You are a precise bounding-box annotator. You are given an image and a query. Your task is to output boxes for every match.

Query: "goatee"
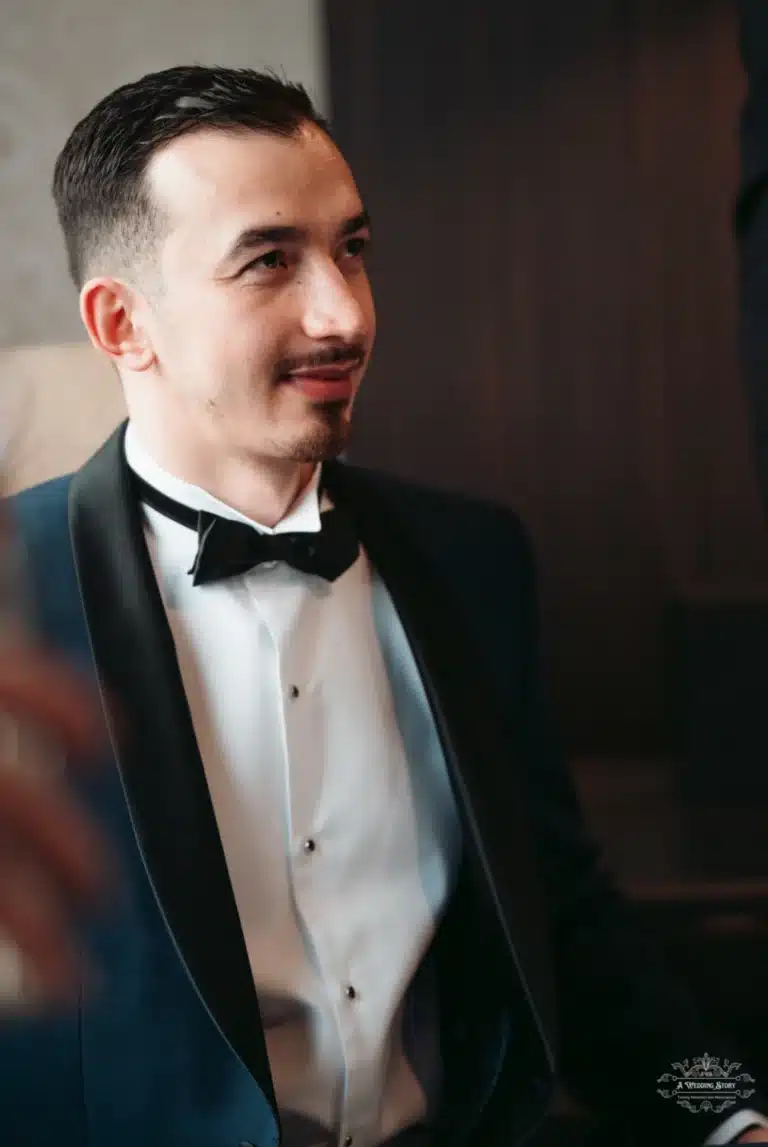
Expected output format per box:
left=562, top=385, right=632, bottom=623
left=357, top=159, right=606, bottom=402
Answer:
left=283, top=403, right=351, bottom=463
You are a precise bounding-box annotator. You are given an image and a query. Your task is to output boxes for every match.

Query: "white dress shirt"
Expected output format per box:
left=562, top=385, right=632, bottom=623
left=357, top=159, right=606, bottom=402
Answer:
left=124, top=425, right=462, bottom=1147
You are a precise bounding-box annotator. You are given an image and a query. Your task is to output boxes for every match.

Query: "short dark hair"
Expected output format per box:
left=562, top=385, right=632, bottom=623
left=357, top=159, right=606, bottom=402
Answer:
left=52, top=64, right=330, bottom=288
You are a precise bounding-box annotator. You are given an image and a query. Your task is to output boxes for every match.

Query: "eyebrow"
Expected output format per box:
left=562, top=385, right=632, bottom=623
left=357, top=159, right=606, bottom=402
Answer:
left=220, top=209, right=372, bottom=268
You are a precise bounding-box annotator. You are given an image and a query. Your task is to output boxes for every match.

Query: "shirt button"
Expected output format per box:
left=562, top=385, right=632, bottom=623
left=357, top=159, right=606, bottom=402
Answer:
left=303, top=838, right=316, bottom=854
left=344, top=1137, right=354, bottom=1147
left=345, top=984, right=357, bottom=1000
left=289, top=685, right=300, bottom=699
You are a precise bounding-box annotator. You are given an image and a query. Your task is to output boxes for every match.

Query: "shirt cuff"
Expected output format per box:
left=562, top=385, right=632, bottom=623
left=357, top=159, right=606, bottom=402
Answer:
left=703, top=1109, right=768, bottom=1144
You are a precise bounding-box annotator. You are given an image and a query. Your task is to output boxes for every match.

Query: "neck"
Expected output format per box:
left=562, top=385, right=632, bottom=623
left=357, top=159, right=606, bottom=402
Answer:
left=128, top=420, right=316, bottom=528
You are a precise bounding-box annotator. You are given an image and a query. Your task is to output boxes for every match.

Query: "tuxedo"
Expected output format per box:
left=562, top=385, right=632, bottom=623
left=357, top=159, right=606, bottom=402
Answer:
left=2, top=423, right=744, bottom=1146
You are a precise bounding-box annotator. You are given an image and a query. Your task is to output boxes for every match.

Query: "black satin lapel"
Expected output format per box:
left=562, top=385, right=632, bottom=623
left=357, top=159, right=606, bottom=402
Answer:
left=323, top=461, right=557, bottom=1067
left=68, top=422, right=276, bottom=1109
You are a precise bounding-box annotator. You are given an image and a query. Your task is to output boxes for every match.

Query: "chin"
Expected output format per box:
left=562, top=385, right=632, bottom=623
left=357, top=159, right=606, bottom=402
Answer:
left=283, top=409, right=351, bottom=463
left=286, top=436, right=347, bottom=464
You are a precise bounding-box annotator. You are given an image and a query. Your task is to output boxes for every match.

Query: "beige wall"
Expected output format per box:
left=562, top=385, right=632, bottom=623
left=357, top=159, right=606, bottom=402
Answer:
left=0, top=1, right=327, bottom=490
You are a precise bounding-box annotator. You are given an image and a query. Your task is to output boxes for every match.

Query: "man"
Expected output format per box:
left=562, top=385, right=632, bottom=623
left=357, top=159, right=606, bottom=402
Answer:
left=3, top=64, right=767, bottom=1146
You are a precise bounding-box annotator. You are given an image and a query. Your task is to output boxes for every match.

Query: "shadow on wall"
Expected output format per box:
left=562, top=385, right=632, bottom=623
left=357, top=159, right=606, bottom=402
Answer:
left=471, top=0, right=734, bottom=102
left=326, top=0, right=766, bottom=754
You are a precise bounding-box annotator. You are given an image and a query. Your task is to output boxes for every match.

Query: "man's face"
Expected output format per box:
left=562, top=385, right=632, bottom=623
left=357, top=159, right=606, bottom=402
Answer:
left=135, top=122, right=375, bottom=465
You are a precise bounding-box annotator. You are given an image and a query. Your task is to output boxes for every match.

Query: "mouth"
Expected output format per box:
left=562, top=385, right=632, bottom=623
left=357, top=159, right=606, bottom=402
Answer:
left=279, top=359, right=362, bottom=402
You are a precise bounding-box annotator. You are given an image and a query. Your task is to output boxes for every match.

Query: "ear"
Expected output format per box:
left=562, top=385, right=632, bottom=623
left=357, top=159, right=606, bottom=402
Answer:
left=79, top=277, right=155, bottom=372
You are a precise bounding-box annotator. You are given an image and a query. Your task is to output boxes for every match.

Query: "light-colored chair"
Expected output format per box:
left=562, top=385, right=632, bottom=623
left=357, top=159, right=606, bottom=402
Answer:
left=0, top=343, right=125, bottom=494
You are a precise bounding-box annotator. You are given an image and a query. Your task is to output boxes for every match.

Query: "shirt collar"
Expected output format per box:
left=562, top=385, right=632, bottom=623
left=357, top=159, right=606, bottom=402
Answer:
left=123, top=421, right=323, bottom=536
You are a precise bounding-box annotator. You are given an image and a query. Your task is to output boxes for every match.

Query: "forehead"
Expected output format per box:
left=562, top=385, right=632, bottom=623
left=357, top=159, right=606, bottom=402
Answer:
left=146, top=124, right=362, bottom=256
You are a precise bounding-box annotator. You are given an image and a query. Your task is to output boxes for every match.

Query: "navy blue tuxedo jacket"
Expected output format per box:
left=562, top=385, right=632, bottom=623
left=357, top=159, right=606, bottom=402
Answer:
left=1, top=425, right=735, bottom=1146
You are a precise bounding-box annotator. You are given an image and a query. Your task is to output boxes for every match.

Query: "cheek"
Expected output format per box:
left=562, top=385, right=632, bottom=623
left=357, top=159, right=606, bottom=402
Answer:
left=235, top=301, right=324, bottom=387
left=194, top=300, right=278, bottom=377
left=153, top=288, right=297, bottom=390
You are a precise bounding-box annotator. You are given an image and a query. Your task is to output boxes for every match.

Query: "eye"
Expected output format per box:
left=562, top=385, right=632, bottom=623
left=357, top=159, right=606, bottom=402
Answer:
left=342, top=234, right=370, bottom=261
left=241, top=249, right=290, bottom=275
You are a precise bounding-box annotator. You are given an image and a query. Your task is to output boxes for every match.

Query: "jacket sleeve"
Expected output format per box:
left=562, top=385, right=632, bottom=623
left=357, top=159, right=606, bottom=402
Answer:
left=509, top=512, right=765, bottom=1143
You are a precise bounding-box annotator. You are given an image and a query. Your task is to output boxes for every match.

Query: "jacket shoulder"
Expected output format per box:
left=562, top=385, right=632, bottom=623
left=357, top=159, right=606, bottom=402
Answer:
left=11, top=473, right=73, bottom=507
left=343, top=456, right=529, bottom=527
left=340, top=461, right=531, bottom=552
left=9, top=474, right=73, bottom=539
left=8, top=474, right=76, bottom=595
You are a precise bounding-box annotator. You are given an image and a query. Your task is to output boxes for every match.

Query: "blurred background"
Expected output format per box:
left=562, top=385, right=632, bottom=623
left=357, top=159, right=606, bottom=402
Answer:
left=2, top=0, right=767, bottom=1136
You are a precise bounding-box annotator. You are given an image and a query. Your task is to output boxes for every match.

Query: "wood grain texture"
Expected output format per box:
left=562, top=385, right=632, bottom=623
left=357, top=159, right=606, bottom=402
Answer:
left=326, top=0, right=768, bottom=752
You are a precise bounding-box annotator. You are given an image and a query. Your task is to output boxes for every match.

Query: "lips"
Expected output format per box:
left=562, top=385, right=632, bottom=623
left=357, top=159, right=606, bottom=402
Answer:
left=283, top=359, right=360, bottom=381
left=280, top=359, right=361, bottom=401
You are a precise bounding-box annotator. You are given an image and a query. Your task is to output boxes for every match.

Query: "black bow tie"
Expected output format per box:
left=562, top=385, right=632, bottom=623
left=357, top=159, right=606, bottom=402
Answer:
left=133, top=475, right=360, bottom=586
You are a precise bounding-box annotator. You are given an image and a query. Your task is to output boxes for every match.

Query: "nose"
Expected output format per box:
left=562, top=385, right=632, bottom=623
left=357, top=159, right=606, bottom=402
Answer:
left=300, top=259, right=369, bottom=343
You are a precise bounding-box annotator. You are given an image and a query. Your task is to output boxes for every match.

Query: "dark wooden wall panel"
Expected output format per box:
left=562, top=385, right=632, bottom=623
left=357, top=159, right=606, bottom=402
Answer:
left=326, top=0, right=768, bottom=752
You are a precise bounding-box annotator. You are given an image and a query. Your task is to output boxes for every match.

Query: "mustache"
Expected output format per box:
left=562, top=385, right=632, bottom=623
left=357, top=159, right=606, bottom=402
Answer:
left=276, top=343, right=367, bottom=376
